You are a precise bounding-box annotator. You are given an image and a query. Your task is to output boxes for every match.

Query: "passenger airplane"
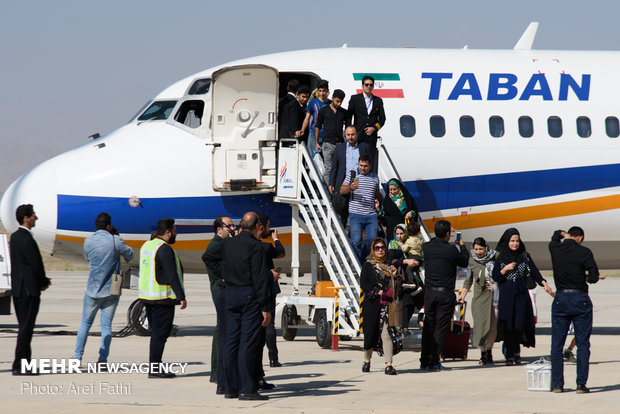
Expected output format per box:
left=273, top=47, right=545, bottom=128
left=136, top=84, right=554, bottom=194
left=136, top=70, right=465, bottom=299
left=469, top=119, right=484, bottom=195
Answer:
left=2, top=22, right=619, bottom=271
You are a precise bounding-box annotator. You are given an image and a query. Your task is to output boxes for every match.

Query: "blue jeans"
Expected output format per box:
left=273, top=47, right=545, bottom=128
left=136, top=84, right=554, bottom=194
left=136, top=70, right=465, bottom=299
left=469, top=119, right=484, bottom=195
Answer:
left=74, top=295, right=120, bottom=362
left=551, top=290, right=593, bottom=387
left=349, top=212, right=378, bottom=261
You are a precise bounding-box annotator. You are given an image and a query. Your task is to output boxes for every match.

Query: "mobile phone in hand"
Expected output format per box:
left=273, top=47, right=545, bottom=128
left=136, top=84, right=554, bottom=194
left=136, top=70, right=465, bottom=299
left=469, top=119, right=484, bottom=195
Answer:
left=455, top=232, right=462, bottom=243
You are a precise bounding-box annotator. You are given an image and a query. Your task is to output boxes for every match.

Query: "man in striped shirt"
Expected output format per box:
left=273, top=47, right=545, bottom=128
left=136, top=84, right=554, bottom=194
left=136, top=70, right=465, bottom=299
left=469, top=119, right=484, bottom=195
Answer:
left=340, top=154, right=381, bottom=261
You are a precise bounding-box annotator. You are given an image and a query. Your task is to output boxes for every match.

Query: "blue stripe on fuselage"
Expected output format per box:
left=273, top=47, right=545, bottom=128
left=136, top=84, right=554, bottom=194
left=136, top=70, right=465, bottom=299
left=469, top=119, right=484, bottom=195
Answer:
left=57, top=194, right=292, bottom=233
left=400, top=163, right=620, bottom=212
left=57, top=163, right=620, bottom=233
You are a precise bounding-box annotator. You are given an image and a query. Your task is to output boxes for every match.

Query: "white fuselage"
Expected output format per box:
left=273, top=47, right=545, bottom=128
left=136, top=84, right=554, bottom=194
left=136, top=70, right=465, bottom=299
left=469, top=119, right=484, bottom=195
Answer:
left=2, top=47, right=620, bottom=270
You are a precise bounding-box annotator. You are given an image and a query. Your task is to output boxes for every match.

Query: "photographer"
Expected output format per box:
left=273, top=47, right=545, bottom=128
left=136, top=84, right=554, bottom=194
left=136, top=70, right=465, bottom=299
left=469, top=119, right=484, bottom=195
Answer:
left=73, top=212, right=134, bottom=369
left=257, top=213, right=285, bottom=378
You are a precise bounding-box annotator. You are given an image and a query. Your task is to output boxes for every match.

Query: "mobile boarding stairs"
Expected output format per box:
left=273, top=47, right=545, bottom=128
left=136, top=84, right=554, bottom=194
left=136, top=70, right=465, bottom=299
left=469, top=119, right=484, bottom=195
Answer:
left=207, top=64, right=431, bottom=348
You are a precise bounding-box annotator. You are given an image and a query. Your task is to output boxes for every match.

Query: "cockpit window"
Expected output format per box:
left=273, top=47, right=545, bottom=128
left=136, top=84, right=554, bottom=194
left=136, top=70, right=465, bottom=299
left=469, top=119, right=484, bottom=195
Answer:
left=175, top=100, right=205, bottom=128
left=137, top=100, right=177, bottom=121
left=188, top=78, right=211, bottom=95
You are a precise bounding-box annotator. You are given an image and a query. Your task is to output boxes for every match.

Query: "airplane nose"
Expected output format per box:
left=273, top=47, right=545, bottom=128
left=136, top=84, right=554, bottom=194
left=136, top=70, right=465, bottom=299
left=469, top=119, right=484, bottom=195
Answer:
left=0, top=159, right=58, bottom=254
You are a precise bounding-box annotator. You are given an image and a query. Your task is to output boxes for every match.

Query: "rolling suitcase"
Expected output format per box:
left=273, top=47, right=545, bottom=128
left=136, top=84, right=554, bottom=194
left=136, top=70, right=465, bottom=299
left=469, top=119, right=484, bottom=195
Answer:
left=440, top=301, right=470, bottom=360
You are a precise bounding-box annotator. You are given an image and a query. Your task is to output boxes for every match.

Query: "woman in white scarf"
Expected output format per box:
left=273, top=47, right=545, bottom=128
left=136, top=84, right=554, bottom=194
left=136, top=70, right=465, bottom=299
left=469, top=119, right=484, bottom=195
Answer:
left=458, top=237, right=498, bottom=365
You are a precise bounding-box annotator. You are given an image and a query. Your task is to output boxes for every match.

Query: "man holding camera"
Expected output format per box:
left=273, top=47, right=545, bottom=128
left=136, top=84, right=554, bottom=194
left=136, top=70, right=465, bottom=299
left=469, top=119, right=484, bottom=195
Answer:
left=420, top=220, right=469, bottom=371
left=73, top=212, right=134, bottom=368
left=549, top=227, right=600, bottom=394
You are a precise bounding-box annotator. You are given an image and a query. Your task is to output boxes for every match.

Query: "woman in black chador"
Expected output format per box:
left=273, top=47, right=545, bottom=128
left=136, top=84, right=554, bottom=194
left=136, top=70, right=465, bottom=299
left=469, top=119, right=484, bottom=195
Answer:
left=492, top=228, right=553, bottom=365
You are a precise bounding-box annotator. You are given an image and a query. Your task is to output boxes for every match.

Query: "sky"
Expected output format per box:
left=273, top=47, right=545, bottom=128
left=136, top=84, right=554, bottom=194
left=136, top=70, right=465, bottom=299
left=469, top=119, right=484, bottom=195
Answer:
left=1, top=0, right=619, bottom=198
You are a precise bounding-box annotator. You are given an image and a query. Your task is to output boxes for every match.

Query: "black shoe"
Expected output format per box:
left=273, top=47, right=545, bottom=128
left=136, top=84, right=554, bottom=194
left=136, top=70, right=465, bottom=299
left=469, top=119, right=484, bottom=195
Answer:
left=486, top=350, right=494, bottom=364
left=384, top=365, right=397, bottom=375
left=148, top=372, right=176, bottom=379
left=576, top=384, right=590, bottom=394
left=225, top=393, right=239, bottom=399
left=427, top=363, right=451, bottom=372
left=505, top=358, right=514, bottom=366
left=209, top=377, right=217, bottom=383
left=362, top=361, right=371, bottom=372
left=479, top=351, right=488, bottom=365
left=216, top=387, right=225, bottom=395
left=12, top=369, right=39, bottom=376
left=239, top=392, right=269, bottom=401
left=269, top=360, right=282, bottom=368
left=97, top=361, right=108, bottom=372
left=258, top=378, right=275, bottom=390
left=552, top=386, right=564, bottom=393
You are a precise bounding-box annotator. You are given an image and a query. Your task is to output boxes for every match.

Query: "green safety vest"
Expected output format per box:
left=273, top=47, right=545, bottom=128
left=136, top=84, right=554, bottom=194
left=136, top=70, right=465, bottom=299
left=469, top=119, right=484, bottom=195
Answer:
left=139, top=238, right=184, bottom=300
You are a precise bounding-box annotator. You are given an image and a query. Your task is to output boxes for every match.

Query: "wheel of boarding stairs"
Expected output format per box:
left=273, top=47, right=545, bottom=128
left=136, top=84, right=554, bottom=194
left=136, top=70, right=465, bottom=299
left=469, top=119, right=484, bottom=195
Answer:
left=281, top=304, right=298, bottom=341
left=127, top=298, right=150, bottom=336
left=314, top=309, right=332, bottom=348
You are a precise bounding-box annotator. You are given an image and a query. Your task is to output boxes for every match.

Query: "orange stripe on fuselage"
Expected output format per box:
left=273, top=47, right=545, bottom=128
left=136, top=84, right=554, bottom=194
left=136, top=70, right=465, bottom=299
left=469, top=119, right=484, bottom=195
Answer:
left=423, top=194, right=620, bottom=230
left=55, top=233, right=314, bottom=250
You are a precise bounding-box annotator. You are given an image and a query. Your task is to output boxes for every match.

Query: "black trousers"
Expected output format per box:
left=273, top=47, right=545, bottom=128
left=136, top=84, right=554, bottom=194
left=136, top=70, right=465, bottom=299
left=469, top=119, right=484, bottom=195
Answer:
left=420, top=289, right=455, bottom=366
left=144, top=303, right=175, bottom=364
left=265, top=310, right=278, bottom=362
left=224, top=286, right=263, bottom=394
left=12, top=295, right=40, bottom=372
left=256, top=308, right=278, bottom=379
left=214, top=285, right=227, bottom=388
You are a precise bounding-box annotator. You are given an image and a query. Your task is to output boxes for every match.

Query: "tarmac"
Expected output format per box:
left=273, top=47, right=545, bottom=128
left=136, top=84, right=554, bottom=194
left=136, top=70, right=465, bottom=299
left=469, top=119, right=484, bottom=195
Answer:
left=1, top=271, right=619, bottom=414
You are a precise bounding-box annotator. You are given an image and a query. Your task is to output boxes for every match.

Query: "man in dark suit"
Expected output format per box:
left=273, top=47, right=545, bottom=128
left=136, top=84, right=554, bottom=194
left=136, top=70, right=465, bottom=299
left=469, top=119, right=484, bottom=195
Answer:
left=9, top=204, right=51, bottom=375
left=328, top=125, right=371, bottom=223
left=346, top=75, right=386, bottom=171
left=329, top=125, right=371, bottom=194
left=278, top=85, right=310, bottom=142
left=277, top=79, right=300, bottom=132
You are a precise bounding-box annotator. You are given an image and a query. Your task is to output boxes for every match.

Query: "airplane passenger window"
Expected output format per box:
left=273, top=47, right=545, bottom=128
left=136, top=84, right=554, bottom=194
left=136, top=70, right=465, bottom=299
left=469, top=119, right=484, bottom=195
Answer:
left=519, top=116, right=533, bottom=138
left=605, top=116, right=619, bottom=138
left=137, top=100, right=177, bottom=121
left=188, top=78, right=211, bottom=95
left=400, top=115, right=416, bottom=137
left=430, top=115, right=446, bottom=138
left=576, top=116, right=591, bottom=138
left=489, top=116, right=504, bottom=137
left=548, top=116, right=563, bottom=138
left=459, top=116, right=475, bottom=138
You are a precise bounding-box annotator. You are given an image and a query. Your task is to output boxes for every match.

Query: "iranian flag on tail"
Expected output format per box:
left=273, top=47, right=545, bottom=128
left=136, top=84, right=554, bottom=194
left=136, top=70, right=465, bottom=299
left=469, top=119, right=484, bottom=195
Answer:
left=353, top=73, right=404, bottom=98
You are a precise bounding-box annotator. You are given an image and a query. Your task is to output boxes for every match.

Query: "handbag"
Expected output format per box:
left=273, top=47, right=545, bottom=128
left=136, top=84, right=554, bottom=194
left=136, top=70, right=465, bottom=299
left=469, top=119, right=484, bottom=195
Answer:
left=312, top=151, right=325, bottom=176
left=110, top=272, right=123, bottom=296
left=110, top=234, right=123, bottom=296
left=387, top=273, right=402, bottom=327
left=331, top=189, right=347, bottom=215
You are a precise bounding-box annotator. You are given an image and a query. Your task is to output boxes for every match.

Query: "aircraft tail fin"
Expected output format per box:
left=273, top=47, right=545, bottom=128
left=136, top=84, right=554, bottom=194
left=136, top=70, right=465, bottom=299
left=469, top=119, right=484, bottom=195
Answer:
left=513, top=22, right=539, bottom=50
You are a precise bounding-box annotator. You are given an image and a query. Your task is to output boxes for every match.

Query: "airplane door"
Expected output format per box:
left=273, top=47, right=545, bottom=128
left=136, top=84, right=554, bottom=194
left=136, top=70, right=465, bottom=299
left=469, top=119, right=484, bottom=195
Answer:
left=210, top=65, right=278, bottom=191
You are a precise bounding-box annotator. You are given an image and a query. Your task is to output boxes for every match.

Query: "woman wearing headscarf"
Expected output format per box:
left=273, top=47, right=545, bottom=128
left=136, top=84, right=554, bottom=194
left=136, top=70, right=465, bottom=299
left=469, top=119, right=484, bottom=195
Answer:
left=457, top=237, right=498, bottom=365
left=387, top=224, right=422, bottom=335
left=492, top=228, right=553, bottom=365
left=360, top=237, right=403, bottom=375
left=378, top=178, right=419, bottom=240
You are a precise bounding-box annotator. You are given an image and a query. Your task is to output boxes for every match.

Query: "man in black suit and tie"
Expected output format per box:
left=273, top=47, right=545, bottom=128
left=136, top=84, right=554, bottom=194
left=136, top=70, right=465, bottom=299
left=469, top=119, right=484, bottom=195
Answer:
left=346, top=75, right=386, bottom=171
left=9, top=204, right=51, bottom=375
